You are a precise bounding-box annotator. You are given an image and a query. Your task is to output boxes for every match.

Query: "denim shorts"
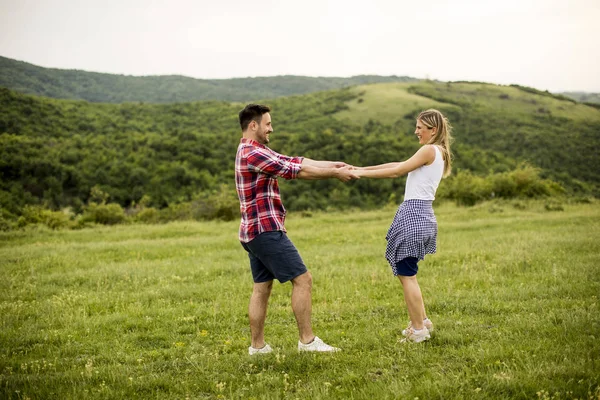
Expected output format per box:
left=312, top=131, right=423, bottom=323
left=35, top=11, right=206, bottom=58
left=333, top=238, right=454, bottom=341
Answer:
left=241, top=231, right=308, bottom=283
left=393, top=257, right=419, bottom=277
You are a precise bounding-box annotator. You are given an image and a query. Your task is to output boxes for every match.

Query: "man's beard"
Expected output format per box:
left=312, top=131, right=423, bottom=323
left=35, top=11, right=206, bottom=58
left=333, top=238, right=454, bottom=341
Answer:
left=258, top=128, right=269, bottom=144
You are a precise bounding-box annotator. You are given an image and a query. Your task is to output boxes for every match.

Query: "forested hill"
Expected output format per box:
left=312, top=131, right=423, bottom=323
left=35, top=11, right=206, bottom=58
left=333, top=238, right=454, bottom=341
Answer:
left=0, top=56, right=418, bottom=103
left=2, top=56, right=599, bottom=105
left=1, top=80, right=599, bottom=223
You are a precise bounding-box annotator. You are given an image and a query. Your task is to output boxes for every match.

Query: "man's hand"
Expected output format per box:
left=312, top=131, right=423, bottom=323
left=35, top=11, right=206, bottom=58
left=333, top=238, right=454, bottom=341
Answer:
left=335, top=166, right=360, bottom=182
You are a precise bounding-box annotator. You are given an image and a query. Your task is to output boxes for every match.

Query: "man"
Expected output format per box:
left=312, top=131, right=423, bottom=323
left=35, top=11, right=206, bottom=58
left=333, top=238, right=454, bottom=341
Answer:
left=235, top=104, right=357, bottom=355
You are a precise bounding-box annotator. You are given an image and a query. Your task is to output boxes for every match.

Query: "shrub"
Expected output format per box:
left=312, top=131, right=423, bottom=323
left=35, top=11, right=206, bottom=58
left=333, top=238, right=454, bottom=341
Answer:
left=81, top=203, right=126, bottom=225
left=42, top=210, right=71, bottom=229
left=127, top=196, right=161, bottom=224
left=439, top=165, right=565, bottom=206
left=0, top=214, right=14, bottom=231
left=18, top=205, right=45, bottom=226
left=189, top=184, right=239, bottom=221
left=134, top=207, right=160, bottom=223
left=160, top=202, right=193, bottom=222
left=439, top=170, right=492, bottom=206
left=15, top=205, right=71, bottom=229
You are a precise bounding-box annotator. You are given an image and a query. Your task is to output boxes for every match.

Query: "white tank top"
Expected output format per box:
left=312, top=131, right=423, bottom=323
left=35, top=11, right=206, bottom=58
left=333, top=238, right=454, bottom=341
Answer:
left=404, top=146, right=444, bottom=201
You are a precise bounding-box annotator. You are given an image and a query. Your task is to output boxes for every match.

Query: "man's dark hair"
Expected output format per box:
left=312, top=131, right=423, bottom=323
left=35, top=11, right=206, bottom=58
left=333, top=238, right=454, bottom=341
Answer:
left=239, top=104, right=271, bottom=131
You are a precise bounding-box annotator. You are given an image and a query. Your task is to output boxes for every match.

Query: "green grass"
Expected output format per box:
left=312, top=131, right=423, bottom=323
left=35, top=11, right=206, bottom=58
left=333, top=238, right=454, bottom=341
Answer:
left=334, top=82, right=456, bottom=125
left=421, top=82, right=600, bottom=123
left=1, top=200, right=599, bottom=399
left=334, top=81, right=600, bottom=126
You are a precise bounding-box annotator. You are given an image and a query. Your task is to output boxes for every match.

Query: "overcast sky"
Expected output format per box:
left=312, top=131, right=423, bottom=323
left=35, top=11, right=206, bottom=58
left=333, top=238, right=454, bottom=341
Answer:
left=1, top=0, right=599, bottom=92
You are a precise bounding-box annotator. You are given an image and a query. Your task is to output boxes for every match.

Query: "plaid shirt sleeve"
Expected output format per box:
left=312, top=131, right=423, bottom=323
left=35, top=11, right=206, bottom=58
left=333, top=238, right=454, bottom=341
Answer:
left=246, top=148, right=303, bottom=180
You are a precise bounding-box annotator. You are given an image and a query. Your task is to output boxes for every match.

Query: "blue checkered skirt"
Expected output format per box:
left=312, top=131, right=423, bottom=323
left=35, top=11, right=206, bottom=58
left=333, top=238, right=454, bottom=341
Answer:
left=385, top=199, right=437, bottom=270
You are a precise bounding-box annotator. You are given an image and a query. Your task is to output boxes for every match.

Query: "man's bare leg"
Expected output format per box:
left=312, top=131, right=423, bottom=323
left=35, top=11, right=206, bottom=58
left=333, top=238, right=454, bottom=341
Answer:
left=249, top=280, right=273, bottom=348
left=291, top=271, right=315, bottom=344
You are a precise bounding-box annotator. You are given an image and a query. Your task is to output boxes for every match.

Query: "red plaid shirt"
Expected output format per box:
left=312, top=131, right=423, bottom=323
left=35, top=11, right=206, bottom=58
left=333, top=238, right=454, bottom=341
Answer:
left=235, top=138, right=304, bottom=243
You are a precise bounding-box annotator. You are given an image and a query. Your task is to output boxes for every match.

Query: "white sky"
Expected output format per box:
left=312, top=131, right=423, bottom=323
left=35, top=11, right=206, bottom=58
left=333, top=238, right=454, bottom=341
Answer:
left=1, top=0, right=599, bottom=92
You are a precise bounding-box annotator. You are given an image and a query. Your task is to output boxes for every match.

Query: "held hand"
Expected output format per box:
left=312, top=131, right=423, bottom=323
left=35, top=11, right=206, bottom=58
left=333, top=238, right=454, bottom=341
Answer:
left=336, top=166, right=360, bottom=182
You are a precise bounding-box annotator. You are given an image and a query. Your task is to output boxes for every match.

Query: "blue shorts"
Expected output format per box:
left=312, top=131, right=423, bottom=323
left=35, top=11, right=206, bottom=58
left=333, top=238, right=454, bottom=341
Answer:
left=241, top=231, right=308, bottom=283
left=393, top=257, right=419, bottom=276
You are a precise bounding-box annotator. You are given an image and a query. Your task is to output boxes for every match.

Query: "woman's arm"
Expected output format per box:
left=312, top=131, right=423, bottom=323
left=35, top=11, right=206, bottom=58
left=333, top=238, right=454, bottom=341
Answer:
left=355, top=146, right=436, bottom=179
left=356, top=162, right=402, bottom=171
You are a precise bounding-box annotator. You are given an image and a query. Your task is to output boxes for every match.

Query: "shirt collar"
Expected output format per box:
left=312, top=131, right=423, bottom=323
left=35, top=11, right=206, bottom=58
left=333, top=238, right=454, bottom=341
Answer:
left=240, top=137, right=266, bottom=149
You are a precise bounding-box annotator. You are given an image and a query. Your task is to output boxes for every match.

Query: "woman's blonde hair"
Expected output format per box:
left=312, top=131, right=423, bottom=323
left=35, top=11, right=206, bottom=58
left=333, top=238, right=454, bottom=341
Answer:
left=417, top=109, right=453, bottom=177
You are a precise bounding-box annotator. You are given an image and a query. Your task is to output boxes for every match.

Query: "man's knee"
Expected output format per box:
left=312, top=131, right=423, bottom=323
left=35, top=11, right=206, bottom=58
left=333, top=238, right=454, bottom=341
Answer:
left=292, top=271, right=312, bottom=289
left=253, top=281, right=273, bottom=296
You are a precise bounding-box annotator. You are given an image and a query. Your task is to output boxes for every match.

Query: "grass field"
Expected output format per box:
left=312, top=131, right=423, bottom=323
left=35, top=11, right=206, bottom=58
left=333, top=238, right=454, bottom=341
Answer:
left=333, top=82, right=600, bottom=126
left=1, top=200, right=599, bottom=399
left=334, top=82, right=454, bottom=125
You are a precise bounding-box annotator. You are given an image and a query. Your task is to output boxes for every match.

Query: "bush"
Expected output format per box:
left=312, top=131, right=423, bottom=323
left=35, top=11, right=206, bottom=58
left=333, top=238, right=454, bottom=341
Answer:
left=0, top=214, right=14, bottom=231
left=42, top=210, right=71, bottom=229
left=134, top=207, right=160, bottom=223
left=439, top=170, right=492, bottom=206
left=16, top=205, right=71, bottom=229
left=488, top=164, right=563, bottom=198
left=81, top=203, right=126, bottom=225
left=189, top=184, right=239, bottom=221
left=126, top=196, right=162, bottom=224
left=438, top=165, right=565, bottom=206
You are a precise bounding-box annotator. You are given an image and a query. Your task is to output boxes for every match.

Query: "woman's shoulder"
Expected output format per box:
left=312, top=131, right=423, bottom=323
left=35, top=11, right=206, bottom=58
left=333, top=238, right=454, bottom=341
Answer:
left=417, top=144, right=438, bottom=153
left=417, top=145, right=437, bottom=164
left=426, top=144, right=443, bottom=153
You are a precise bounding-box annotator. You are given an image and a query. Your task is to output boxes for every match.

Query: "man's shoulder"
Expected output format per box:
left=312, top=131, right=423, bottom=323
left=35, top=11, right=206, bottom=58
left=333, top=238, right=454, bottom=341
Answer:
left=238, top=142, right=259, bottom=155
left=236, top=144, right=272, bottom=171
left=241, top=143, right=274, bottom=158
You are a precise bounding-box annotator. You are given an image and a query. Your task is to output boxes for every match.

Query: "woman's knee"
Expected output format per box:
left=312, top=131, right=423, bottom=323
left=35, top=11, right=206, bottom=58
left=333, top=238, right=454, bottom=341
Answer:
left=398, top=275, right=418, bottom=285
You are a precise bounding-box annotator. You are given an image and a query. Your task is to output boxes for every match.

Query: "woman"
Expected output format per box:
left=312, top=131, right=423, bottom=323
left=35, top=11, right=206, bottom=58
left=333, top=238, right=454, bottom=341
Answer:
left=354, top=109, right=453, bottom=343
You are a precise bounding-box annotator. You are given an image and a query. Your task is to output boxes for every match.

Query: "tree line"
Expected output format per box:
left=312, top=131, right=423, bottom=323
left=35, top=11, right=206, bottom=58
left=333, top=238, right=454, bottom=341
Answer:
left=0, top=56, right=418, bottom=103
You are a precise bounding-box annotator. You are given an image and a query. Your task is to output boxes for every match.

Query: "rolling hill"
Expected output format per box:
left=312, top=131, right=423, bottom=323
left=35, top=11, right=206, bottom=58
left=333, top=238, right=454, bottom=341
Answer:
left=2, top=55, right=598, bottom=106
left=0, top=56, right=418, bottom=103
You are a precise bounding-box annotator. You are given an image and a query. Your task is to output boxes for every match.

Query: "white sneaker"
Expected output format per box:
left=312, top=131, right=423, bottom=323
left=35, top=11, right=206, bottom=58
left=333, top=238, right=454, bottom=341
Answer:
left=248, top=343, right=273, bottom=355
left=400, top=327, right=431, bottom=343
left=298, top=336, right=340, bottom=352
left=402, top=318, right=434, bottom=336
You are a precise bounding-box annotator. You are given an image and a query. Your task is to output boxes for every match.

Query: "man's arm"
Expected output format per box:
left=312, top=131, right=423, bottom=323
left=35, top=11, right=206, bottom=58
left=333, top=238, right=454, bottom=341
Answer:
left=302, top=158, right=348, bottom=169
left=247, top=148, right=302, bottom=180
left=297, top=160, right=358, bottom=182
